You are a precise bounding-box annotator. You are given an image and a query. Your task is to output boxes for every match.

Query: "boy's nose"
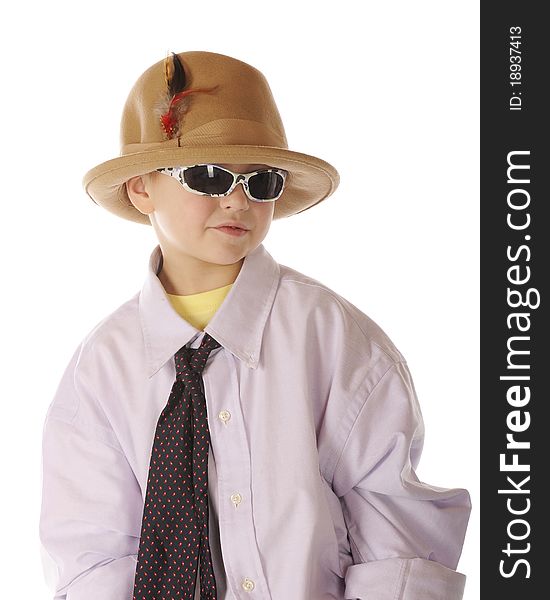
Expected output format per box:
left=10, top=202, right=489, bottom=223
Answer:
left=221, top=181, right=250, bottom=207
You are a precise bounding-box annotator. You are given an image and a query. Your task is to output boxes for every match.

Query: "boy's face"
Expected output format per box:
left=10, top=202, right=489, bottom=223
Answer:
left=126, top=163, right=275, bottom=268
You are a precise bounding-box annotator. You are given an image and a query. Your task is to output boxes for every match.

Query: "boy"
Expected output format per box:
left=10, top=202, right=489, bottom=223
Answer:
left=39, top=50, right=471, bottom=599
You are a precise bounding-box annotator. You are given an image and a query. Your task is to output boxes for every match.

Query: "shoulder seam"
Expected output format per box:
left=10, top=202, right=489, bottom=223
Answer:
left=331, top=360, right=406, bottom=483
left=280, top=277, right=402, bottom=363
left=71, top=342, right=126, bottom=454
left=44, top=414, right=126, bottom=455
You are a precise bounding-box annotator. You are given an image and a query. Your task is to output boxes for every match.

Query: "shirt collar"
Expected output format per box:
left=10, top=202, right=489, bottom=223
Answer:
left=139, top=243, right=280, bottom=377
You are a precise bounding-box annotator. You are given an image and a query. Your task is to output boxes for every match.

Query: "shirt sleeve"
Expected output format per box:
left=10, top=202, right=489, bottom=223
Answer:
left=39, top=344, right=142, bottom=599
left=331, top=360, right=471, bottom=600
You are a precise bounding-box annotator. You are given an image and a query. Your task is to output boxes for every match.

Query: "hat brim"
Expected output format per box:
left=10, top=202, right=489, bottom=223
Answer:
left=82, top=145, right=339, bottom=225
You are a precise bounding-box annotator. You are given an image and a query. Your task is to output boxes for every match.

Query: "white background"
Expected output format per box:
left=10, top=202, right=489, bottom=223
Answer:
left=0, top=1, right=479, bottom=597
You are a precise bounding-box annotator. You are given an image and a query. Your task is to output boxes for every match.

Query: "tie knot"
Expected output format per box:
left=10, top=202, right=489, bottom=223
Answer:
left=175, top=332, right=221, bottom=379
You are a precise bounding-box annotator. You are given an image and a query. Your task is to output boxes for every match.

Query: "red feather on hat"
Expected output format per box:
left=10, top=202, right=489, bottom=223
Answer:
left=155, top=51, right=218, bottom=140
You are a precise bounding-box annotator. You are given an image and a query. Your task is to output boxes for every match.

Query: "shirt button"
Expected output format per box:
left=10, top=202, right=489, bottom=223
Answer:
left=241, top=577, right=255, bottom=592
left=230, top=492, right=242, bottom=508
left=218, top=410, right=231, bottom=425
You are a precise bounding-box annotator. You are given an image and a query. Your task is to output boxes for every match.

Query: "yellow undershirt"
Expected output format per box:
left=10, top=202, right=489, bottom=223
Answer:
left=165, top=283, right=234, bottom=331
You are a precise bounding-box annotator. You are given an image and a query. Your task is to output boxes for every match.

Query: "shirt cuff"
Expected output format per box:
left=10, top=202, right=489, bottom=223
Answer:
left=344, top=557, right=466, bottom=600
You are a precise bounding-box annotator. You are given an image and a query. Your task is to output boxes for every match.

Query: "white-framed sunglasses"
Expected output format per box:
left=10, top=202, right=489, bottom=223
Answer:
left=156, top=164, right=288, bottom=203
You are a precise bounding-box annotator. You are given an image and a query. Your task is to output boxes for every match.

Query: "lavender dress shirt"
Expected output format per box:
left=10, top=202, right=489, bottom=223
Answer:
left=39, top=243, right=471, bottom=600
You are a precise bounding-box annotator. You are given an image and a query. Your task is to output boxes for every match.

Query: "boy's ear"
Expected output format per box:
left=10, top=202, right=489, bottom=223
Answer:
left=126, top=175, right=154, bottom=215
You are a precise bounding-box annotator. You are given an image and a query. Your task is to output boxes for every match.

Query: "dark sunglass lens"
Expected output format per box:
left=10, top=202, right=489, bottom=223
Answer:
left=184, top=165, right=234, bottom=194
left=249, top=171, right=284, bottom=200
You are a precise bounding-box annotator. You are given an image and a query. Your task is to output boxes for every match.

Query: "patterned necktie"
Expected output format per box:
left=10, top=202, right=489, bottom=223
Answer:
left=133, top=332, right=221, bottom=599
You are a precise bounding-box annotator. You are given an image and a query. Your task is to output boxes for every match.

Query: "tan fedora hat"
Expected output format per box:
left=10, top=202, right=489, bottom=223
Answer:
left=82, top=50, right=340, bottom=225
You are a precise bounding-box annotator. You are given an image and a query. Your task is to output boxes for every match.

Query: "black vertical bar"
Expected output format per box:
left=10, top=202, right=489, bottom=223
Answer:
left=481, top=2, right=548, bottom=598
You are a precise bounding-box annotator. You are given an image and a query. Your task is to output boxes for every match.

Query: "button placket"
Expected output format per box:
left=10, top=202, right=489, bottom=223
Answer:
left=202, top=354, right=271, bottom=598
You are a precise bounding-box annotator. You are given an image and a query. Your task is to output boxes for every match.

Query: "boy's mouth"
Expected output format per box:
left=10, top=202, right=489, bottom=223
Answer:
left=213, top=225, right=250, bottom=236
left=213, top=221, right=250, bottom=230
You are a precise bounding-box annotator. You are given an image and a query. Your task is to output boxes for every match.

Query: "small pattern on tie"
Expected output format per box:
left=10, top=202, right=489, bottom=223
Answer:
left=133, top=332, right=222, bottom=599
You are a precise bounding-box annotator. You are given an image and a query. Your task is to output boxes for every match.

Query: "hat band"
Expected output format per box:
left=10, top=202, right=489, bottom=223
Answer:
left=122, top=118, right=287, bottom=155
